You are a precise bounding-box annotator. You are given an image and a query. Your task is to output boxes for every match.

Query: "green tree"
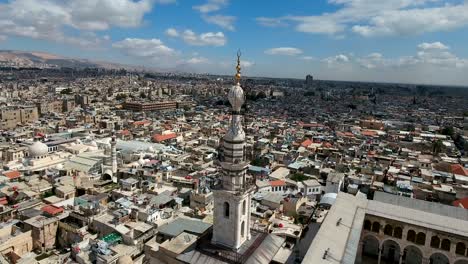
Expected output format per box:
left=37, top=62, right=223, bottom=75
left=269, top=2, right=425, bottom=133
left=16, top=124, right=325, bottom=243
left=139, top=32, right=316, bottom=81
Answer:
left=432, top=140, right=443, bottom=155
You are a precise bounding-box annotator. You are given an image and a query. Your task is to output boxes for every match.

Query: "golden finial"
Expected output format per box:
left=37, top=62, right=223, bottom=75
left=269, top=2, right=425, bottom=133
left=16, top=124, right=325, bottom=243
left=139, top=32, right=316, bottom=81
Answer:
left=235, top=50, right=241, bottom=84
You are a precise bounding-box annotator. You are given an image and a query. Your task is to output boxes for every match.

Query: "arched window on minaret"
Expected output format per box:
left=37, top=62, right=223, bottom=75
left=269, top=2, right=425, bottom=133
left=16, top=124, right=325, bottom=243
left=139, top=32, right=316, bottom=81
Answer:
left=242, top=200, right=246, bottom=215
left=224, top=202, right=230, bottom=218
left=241, top=221, right=245, bottom=237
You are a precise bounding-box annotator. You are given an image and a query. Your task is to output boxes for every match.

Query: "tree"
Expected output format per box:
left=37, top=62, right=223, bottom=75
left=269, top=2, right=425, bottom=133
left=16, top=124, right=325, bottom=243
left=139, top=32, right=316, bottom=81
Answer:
left=60, top=88, right=72, bottom=95
left=441, top=126, right=454, bottom=137
left=116, top=94, right=127, bottom=100
left=432, top=140, right=443, bottom=155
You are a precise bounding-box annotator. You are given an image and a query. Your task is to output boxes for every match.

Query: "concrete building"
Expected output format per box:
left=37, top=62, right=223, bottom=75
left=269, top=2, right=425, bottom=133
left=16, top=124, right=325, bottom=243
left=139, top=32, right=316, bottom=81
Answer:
left=304, top=192, right=468, bottom=264
left=0, top=106, right=38, bottom=129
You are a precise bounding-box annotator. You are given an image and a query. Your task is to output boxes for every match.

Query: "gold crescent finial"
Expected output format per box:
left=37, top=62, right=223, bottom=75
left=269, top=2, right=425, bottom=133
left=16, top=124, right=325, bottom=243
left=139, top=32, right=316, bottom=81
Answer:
left=235, top=49, right=241, bottom=84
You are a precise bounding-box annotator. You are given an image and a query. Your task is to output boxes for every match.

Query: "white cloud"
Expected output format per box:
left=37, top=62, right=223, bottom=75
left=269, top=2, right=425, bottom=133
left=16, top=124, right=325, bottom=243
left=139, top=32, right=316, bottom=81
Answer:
left=418, top=42, right=449, bottom=50
left=322, top=54, right=350, bottom=66
left=256, top=17, right=288, bottom=27
left=342, top=42, right=467, bottom=70
left=167, top=29, right=227, bottom=46
left=202, top=15, right=236, bottom=31
left=193, top=0, right=228, bottom=13
left=0, top=0, right=153, bottom=48
left=240, top=60, right=254, bottom=68
left=165, top=28, right=179, bottom=37
left=185, top=56, right=210, bottom=64
left=301, top=56, right=315, bottom=61
left=259, top=0, right=468, bottom=37
left=156, top=0, right=177, bottom=4
left=112, top=38, right=177, bottom=58
left=0, top=35, right=7, bottom=41
left=265, top=47, right=303, bottom=56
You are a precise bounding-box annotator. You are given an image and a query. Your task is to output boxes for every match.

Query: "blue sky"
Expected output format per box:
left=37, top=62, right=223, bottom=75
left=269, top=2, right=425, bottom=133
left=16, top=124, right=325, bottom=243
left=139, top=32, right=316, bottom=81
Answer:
left=1, top=0, right=468, bottom=85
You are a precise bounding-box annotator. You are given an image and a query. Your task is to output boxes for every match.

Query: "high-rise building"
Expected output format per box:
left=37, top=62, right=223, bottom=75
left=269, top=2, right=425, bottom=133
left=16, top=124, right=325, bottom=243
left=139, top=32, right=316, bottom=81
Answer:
left=305, top=74, right=314, bottom=88
left=212, top=52, right=253, bottom=250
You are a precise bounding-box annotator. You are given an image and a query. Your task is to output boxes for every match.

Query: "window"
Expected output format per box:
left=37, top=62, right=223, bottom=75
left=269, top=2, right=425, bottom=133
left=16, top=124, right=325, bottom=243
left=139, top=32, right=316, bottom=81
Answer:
left=242, top=200, right=246, bottom=215
left=441, top=239, right=451, bottom=251
left=371, top=222, right=380, bottom=233
left=224, top=202, right=230, bottom=218
left=363, top=220, right=371, bottom=231
left=430, top=236, right=440, bottom=248
left=455, top=242, right=466, bottom=255
left=241, top=221, right=245, bottom=237
left=393, top=227, right=403, bottom=239
left=384, top=224, right=393, bottom=236
left=416, top=232, right=426, bottom=245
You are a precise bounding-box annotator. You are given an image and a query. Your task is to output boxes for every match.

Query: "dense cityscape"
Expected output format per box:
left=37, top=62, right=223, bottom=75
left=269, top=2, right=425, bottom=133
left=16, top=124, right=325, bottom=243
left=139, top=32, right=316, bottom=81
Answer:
left=1, top=0, right=468, bottom=264
left=0, top=51, right=466, bottom=264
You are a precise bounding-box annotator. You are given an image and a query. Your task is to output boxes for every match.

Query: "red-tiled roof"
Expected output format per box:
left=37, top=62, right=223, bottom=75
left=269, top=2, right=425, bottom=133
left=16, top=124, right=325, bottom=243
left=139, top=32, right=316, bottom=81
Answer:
left=119, top=129, right=131, bottom=136
left=301, top=139, right=313, bottom=148
left=361, top=130, right=378, bottom=137
left=451, top=164, right=468, bottom=176
left=453, top=197, right=468, bottom=209
left=270, top=180, right=286, bottom=187
left=41, top=205, right=64, bottom=215
left=3, top=170, right=21, bottom=180
left=152, top=133, right=177, bottom=143
left=133, top=120, right=151, bottom=126
left=322, top=142, right=333, bottom=148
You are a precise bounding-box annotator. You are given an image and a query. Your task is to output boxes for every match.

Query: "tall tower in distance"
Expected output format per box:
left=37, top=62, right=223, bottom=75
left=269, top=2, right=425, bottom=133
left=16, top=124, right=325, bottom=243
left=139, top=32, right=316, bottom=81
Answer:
left=212, top=51, right=253, bottom=250
left=111, top=132, right=117, bottom=175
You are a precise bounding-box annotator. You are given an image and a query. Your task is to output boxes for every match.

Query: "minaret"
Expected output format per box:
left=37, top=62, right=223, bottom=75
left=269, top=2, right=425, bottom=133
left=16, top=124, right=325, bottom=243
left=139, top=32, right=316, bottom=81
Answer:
left=111, top=132, right=117, bottom=174
left=212, top=51, right=253, bottom=250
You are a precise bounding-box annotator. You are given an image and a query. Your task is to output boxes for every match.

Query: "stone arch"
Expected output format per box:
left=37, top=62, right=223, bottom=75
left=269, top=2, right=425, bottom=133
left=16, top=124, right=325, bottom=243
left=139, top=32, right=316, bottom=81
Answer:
left=454, top=259, right=468, bottom=264
left=384, top=224, right=393, bottom=236
left=393, top=226, right=403, bottom=239
left=381, top=239, right=401, bottom=264
left=429, top=252, right=450, bottom=264
left=363, top=219, right=372, bottom=231
left=362, top=234, right=380, bottom=260
left=431, top=236, right=441, bottom=249
left=440, top=239, right=451, bottom=251
left=403, top=245, right=423, bottom=264
left=455, top=242, right=466, bottom=256
left=407, top=229, right=416, bottom=243
left=371, top=222, right=380, bottom=233
left=416, top=232, right=426, bottom=245
left=224, top=202, right=230, bottom=218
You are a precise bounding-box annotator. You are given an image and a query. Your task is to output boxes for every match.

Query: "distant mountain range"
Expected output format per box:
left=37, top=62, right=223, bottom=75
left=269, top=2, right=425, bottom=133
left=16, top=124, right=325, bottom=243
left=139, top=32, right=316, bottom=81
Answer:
left=0, top=50, right=161, bottom=71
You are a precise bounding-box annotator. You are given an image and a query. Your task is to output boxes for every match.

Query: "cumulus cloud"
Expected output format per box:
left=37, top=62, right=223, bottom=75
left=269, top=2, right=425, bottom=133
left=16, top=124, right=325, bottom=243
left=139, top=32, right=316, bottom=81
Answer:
left=0, top=0, right=153, bottom=48
left=166, top=28, right=227, bottom=46
left=112, top=38, right=177, bottom=58
left=265, top=47, right=303, bottom=56
left=258, top=0, right=468, bottom=37
left=193, top=0, right=228, bottom=13
left=202, top=15, right=236, bottom=31
left=322, top=54, right=350, bottom=66
left=337, top=42, right=467, bottom=70
left=418, top=42, right=449, bottom=50
left=165, top=28, right=179, bottom=37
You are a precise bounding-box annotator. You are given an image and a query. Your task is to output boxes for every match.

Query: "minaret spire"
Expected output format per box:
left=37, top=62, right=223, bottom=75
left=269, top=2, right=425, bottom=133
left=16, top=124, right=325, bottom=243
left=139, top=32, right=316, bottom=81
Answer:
left=212, top=51, right=253, bottom=250
left=235, top=50, right=241, bottom=84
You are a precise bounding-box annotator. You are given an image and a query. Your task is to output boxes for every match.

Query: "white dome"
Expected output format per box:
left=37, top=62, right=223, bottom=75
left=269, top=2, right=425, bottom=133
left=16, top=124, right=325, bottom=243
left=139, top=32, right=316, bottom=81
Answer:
left=228, top=83, right=245, bottom=112
left=29, top=141, right=48, bottom=158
